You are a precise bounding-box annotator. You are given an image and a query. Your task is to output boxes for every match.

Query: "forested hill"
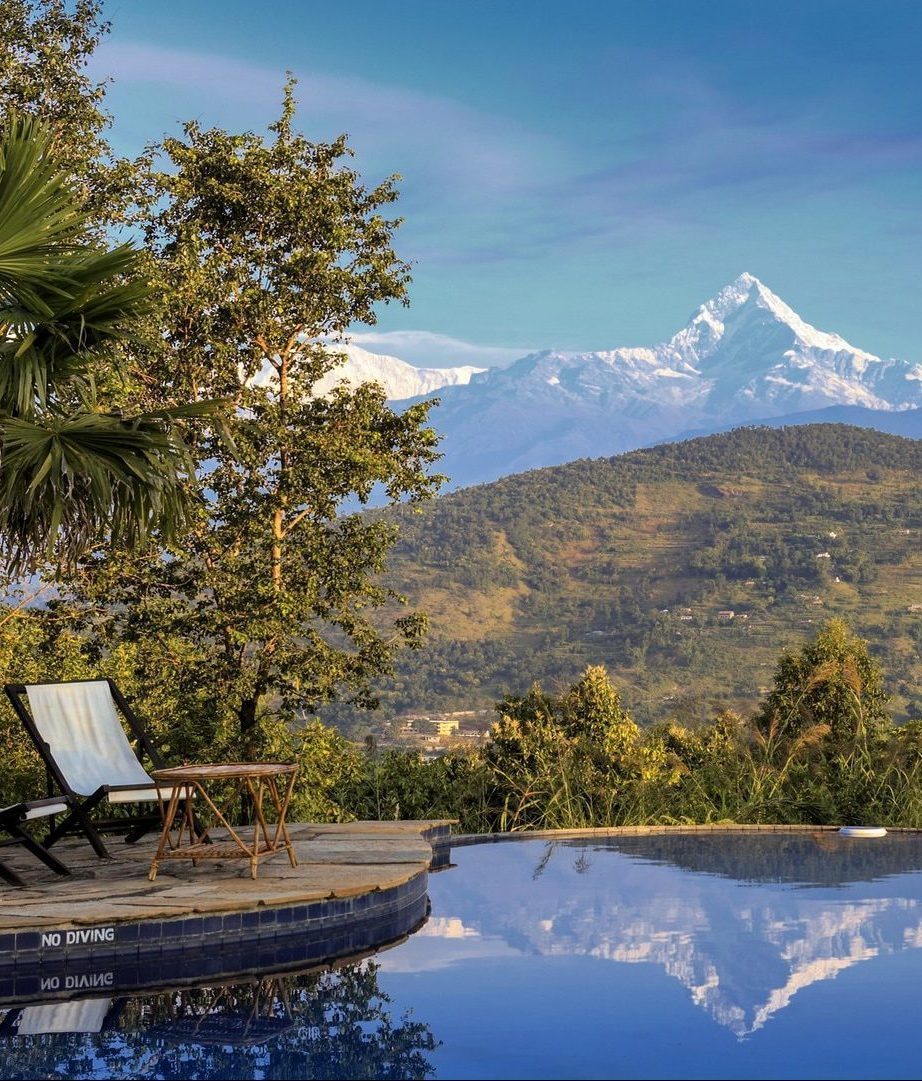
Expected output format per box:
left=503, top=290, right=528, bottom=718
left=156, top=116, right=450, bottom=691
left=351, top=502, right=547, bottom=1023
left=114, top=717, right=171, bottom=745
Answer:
left=354, top=424, right=922, bottom=729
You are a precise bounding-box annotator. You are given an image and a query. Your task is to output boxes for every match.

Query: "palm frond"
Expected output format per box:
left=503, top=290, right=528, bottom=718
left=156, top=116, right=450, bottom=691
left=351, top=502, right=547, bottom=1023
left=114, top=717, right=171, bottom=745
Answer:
left=0, top=411, right=199, bottom=574
left=0, top=115, right=87, bottom=310
left=0, top=115, right=224, bottom=571
left=0, top=117, right=153, bottom=414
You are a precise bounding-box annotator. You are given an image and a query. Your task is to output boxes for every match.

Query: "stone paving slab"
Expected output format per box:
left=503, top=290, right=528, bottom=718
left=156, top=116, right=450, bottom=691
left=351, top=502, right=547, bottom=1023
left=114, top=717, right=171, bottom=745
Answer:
left=0, top=819, right=453, bottom=932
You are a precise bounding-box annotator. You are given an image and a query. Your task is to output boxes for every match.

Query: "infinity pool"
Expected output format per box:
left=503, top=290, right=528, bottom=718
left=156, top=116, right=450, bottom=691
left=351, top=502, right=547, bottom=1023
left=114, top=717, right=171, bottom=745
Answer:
left=5, top=832, right=922, bottom=1080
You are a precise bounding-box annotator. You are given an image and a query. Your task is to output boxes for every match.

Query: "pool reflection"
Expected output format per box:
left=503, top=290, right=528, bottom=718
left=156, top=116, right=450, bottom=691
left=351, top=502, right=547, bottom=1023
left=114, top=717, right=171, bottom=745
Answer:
left=0, top=963, right=438, bottom=1080
left=378, top=834, right=922, bottom=1040
left=6, top=834, right=922, bottom=1079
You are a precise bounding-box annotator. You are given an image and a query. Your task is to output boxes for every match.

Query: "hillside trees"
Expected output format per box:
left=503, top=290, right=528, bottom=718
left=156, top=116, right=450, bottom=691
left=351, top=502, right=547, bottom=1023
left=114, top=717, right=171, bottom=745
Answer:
left=61, top=81, right=443, bottom=766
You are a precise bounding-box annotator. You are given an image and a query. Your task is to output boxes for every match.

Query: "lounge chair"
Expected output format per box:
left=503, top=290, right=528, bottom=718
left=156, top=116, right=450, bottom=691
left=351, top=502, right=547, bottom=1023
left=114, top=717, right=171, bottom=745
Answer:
left=0, top=998, right=125, bottom=1035
left=4, top=679, right=188, bottom=859
left=0, top=798, right=71, bottom=887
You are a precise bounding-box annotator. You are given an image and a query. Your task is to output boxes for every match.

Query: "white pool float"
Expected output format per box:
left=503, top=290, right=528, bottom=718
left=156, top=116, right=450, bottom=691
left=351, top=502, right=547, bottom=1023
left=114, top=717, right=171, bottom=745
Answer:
left=838, top=826, right=887, bottom=838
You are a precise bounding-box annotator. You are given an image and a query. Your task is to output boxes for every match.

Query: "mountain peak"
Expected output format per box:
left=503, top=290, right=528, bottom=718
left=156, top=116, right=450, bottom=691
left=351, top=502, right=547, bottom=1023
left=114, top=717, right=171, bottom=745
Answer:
left=672, top=273, right=875, bottom=364
left=704, top=272, right=786, bottom=321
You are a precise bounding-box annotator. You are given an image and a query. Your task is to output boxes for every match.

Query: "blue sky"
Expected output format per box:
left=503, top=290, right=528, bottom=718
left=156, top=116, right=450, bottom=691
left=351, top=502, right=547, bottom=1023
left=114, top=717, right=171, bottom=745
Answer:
left=95, top=0, right=922, bottom=365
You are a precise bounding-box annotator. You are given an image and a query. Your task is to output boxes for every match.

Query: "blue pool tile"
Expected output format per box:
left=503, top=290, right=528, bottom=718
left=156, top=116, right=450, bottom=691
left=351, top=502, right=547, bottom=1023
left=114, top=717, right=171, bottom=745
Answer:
left=181, top=916, right=203, bottom=937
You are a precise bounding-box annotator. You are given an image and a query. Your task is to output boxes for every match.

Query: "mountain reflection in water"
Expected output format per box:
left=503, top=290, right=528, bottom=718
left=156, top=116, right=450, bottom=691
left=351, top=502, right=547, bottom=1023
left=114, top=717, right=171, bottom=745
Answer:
left=5, top=834, right=922, bottom=1080
left=378, top=833, right=922, bottom=1041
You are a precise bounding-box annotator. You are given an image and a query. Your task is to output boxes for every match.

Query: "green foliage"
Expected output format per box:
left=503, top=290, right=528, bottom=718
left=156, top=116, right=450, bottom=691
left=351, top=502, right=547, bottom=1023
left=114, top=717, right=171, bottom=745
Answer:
left=755, top=617, right=889, bottom=747
left=752, top=619, right=894, bottom=823
left=0, top=0, right=133, bottom=219
left=7, top=611, right=922, bottom=834
left=48, top=80, right=442, bottom=782
left=479, top=667, right=652, bottom=829
left=0, top=115, right=206, bottom=574
left=338, top=622, right=922, bottom=833
left=347, top=424, right=922, bottom=729
left=340, top=747, right=484, bottom=824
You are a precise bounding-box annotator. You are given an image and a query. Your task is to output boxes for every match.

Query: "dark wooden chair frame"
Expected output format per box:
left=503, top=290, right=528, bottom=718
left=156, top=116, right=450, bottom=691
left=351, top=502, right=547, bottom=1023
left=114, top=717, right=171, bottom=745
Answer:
left=4, top=678, right=189, bottom=860
left=0, top=798, right=72, bottom=887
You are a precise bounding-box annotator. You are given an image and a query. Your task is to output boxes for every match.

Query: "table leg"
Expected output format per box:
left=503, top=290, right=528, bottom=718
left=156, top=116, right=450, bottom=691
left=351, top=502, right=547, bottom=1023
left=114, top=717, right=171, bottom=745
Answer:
left=266, top=775, right=298, bottom=867
left=149, top=784, right=183, bottom=881
left=248, top=777, right=274, bottom=879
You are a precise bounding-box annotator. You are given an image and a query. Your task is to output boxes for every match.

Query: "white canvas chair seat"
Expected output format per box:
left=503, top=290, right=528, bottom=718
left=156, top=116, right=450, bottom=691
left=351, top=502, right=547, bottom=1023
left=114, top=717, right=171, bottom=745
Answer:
left=14, top=998, right=113, bottom=1035
left=25, top=682, right=157, bottom=797
left=23, top=683, right=188, bottom=803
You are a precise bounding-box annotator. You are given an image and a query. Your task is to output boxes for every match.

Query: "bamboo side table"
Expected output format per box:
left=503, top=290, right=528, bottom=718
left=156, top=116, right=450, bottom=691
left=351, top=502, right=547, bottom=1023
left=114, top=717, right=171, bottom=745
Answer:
left=148, top=763, right=299, bottom=881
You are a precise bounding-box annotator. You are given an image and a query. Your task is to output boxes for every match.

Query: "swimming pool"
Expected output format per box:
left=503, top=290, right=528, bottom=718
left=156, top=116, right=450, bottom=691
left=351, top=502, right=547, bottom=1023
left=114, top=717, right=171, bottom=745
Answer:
left=4, top=831, right=922, bottom=1079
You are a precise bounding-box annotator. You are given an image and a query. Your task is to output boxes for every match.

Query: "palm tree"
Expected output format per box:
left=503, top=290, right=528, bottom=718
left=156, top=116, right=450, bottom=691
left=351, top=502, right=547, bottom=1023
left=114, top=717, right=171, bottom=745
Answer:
left=0, top=115, right=207, bottom=574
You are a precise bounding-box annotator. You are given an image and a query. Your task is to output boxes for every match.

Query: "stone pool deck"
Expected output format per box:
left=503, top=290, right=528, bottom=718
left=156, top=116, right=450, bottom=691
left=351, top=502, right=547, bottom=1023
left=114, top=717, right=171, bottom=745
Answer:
left=0, top=820, right=451, bottom=932
left=0, top=820, right=453, bottom=997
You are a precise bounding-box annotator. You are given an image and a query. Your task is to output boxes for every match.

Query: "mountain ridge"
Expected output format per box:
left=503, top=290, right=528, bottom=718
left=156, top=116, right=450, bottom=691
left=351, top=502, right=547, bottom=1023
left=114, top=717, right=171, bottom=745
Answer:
left=322, top=424, right=922, bottom=733
left=326, top=274, right=922, bottom=489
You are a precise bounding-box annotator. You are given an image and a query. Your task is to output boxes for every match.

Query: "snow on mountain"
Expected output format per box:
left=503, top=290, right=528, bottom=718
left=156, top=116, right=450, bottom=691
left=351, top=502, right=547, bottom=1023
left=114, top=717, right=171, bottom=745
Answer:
left=247, top=342, right=485, bottom=401
left=405, top=273, right=922, bottom=489
left=250, top=275, right=920, bottom=492
left=312, top=342, right=485, bottom=400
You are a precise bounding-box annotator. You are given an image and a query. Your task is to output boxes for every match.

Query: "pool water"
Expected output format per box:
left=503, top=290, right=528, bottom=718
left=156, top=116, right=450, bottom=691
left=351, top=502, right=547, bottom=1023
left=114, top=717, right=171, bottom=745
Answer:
left=5, top=832, right=922, bottom=1080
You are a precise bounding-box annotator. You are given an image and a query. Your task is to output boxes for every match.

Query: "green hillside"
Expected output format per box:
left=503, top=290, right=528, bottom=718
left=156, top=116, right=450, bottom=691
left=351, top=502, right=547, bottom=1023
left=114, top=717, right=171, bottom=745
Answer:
left=352, top=425, right=922, bottom=728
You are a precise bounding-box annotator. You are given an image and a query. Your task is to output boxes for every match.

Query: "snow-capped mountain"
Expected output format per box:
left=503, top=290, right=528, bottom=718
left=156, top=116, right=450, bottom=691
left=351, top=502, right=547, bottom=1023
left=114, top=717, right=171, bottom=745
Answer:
left=312, top=342, right=485, bottom=400
left=383, top=273, right=922, bottom=489
left=248, top=342, right=485, bottom=402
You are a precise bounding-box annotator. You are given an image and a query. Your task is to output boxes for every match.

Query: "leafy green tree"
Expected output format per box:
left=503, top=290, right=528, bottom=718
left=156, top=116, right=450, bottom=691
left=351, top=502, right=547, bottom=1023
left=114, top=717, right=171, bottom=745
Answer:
left=0, top=115, right=203, bottom=575
left=0, top=0, right=132, bottom=220
left=62, top=81, right=442, bottom=762
left=482, top=666, right=645, bottom=829
left=754, top=618, right=890, bottom=748
left=752, top=618, right=894, bottom=821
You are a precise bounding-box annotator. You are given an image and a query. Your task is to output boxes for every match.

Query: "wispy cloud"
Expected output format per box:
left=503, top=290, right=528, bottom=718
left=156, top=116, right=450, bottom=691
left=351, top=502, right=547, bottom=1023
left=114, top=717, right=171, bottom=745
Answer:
left=541, top=57, right=922, bottom=245
left=91, top=36, right=922, bottom=289
left=345, top=329, right=531, bottom=368
left=90, top=39, right=564, bottom=201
